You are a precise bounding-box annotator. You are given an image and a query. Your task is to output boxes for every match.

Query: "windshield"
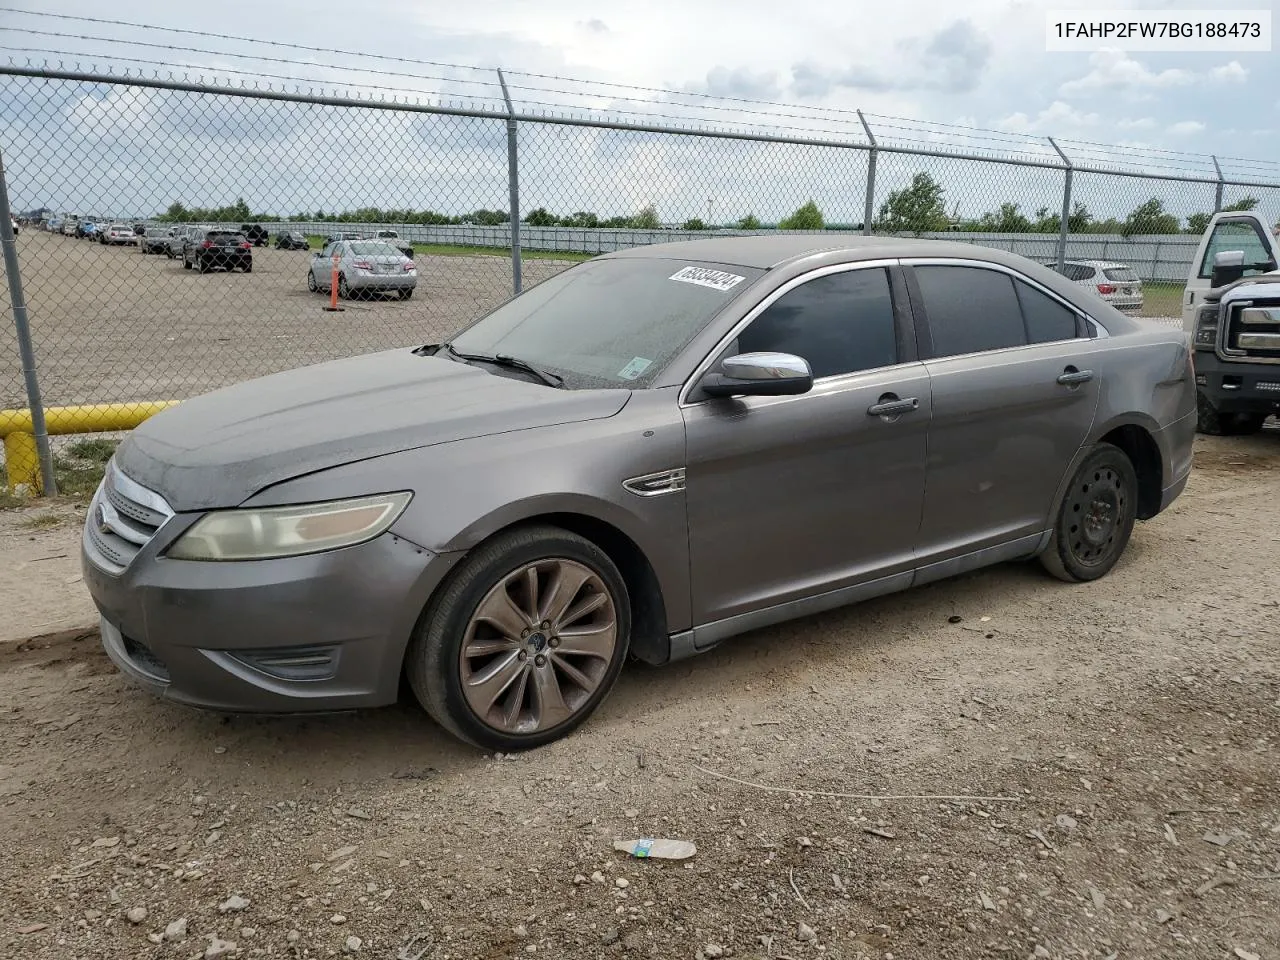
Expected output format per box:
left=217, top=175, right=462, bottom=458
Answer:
left=145, top=228, right=167, bottom=237
left=349, top=241, right=403, bottom=256
left=449, top=257, right=764, bottom=389
left=1103, top=267, right=1138, bottom=282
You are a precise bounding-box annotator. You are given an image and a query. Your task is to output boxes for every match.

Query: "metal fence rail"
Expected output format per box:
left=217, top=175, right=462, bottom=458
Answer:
left=2, top=62, right=1279, bottom=492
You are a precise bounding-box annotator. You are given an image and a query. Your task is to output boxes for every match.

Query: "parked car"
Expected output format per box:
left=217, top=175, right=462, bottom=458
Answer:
left=101, top=223, right=138, bottom=245
left=9, top=217, right=17, bottom=236
left=1181, top=211, right=1280, bottom=435
left=275, top=231, right=309, bottom=251
left=307, top=239, right=416, bottom=299
left=373, top=228, right=414, bottom=259
left=77, top=220, right=98, bottom=239
left=140, top=227, right=173, bottom=254
left=1052, top=259, right=1143, bottom=312
left=183, top=229, right=253, bottom=273
left=167, top=225, right=203, bottom=259
left=240, top=223, right=269, bottom=247
left=61, top=219, right=79, bottom=236
left=82, top=236, right=1195, bottom=751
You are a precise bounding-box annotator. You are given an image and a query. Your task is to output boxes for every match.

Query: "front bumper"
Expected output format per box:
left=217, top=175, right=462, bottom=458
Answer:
left=82, top=519, right=459, bottom=714
left=1193, top=349, right=1280, bottom=415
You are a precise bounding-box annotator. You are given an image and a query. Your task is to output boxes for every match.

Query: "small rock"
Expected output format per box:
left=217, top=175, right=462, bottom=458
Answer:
left=286, top=930, right=301, bottom=943
left=615, top=877, right=629, bottom=889
left=624, top=808, right=639, bottom=818
left=514, top=924, right=528, bottom=938
left=92, top=836, right=120, bottom=848
left=797, top=922, right=817, bottom=942
left=108, top=889, right=121, bottom=905
left=600, top=928, right=619, bottom=945
left=327, top=845, right=358, bottom=861
left=165, top=918, right=188, bottom=941
left=344, top=935, right=362, bottom=953
left=330, top=914, right=347, bottom=924
left=205, top=830, right=222, bottom=846
left=797, top=836, right=813, bottom=848
left=1203, top=831, right=1232, bottom=847
left=704, top=944, right=725, bottom=958
left=126, top=906, right=148, bottom=924
left=213, top=746, right=227, bottom=754
left=241, top=928, right=256, bottom=938
left=980, top=892, right=997, bottom=912
left=1234, top=950, right=1261, bottom=960
left=219, top=895, right=250, bottom=913
left=205, top=938, right=238, bottom=959
left=591, top=871, right=606, bottom=884
left=525, top=947, right=536, bottom=955
left=17, top=924, right=48, bottom=934
left=572, top=874, right=588, bottom=885
left=1034, top=947, right=1050, bottom=958
left=1055, top=814, right=1078, bottom=832
left=84, top=909, right=102, bottom=921
left=147, top=933, right=164, bottom=945
left=1156, top=909, right=1176, bottom=924
left=347, top=808, right=373, bottom=821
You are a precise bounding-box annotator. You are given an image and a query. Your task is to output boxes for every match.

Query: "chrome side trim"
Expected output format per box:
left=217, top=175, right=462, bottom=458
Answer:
left=622, top=468, right=686, bottom=498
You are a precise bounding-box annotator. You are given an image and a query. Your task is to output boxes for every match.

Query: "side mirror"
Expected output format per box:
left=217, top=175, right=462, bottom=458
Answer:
left=700, top=352, right=813, bottom=399
left=1210, top=249, right=1246, bottom=289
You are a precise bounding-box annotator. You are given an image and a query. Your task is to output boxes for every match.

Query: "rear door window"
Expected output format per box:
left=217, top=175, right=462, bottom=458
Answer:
left=913, top=265, right=1027, bottom=357
left=1014, top=280, right=1081, bottom=344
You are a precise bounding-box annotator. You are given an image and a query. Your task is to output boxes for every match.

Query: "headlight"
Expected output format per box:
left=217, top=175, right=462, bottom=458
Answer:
left=166, top=492, right=412, bottom=561
left=1193, top=305, right=1219, bottom=347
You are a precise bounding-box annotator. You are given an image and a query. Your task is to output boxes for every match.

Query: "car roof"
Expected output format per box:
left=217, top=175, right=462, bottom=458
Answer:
left=1062, top=259, right=1133, bottom=269
left=599, top=234, right=1079, bottom=271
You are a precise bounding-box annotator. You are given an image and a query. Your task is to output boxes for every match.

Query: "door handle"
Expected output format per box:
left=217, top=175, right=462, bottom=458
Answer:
left=867, top=396, right=920, bottom=417
left=1057, top=368, right=1094, bottom=385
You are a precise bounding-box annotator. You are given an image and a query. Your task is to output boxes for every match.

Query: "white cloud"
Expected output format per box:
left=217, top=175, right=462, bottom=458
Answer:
left=1209, top=62, right=1248, bottom=84
left=1166, top=120, right=1206, bottom=136
left=996, top=100, right=1099, bottom=133
left=1116, top=118, right=1157, bottom=130
left=1058, top=50, right=1250, bottom=100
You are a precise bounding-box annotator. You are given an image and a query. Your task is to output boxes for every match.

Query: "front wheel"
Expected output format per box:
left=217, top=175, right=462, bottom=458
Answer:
left=306, top=271, right=318, bottom=292
left=337, top=274, right=349, bottom=299
left=182, top=257, right=192, bottom=270
left=406, top=525, right=631, bottom=751
left=1040, top=443, right=1138, bottom=583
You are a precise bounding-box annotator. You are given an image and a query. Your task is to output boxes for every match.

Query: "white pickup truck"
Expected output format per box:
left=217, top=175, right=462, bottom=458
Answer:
left=1182, top=211, right=1280, bottom=434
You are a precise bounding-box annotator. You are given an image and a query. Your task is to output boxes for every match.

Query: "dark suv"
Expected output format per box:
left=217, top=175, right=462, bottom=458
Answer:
left=184, top=230, right=253, bottom=273
left=240, top=223, right=269, bottom=247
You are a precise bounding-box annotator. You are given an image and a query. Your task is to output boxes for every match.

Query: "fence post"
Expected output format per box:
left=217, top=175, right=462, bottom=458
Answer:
left=857, top=110, right=876, bottom=236
left=1211, top=155, right=1223, bottom=213
left=1047, top=137, right=1072, bottom=273
left=0, top=148, right=57, bottom=497
left=496, top=68, right=522, bottom=295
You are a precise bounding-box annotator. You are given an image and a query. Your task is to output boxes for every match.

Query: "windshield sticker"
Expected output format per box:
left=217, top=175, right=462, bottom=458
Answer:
left=617, top=357, right=653, bottom=381
left=669, top=266, right=746, bottom=292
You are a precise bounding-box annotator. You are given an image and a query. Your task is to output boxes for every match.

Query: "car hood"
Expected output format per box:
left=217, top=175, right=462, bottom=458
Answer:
left=114, top=349, right=631, bottom=511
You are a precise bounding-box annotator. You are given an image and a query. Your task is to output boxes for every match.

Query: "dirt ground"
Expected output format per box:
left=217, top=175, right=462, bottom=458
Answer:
left=0, top=229, right=573, bottom=409
left=1, top=430, right=1277, bottom=960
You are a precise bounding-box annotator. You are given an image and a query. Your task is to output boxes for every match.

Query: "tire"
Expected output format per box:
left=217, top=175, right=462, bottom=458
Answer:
left=243, top=261, right=252, bottom=273
left=1197, top=391, right=1266, bottom=435
left=1040, top=443, right=1138, bottom=583
left=306, top=271, right=318, bottom=292
left=182, top=257, right=192, bottom=270
left=337, top=274, right=349, bottom=299
left=196, top=258, right=207, bottom=274
left=405, top=525, right=631, bottom=751
left=401, top=288, right=414, bottom=301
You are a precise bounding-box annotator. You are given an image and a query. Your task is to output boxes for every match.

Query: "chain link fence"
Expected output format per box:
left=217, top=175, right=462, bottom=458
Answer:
left=2, top=64, right=1279, bottom=491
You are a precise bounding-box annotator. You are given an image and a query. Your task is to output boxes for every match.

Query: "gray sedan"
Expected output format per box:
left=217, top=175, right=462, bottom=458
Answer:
left=82, top=236, right=1196, bottom=751
left=307, top=239, right=417, bottom=299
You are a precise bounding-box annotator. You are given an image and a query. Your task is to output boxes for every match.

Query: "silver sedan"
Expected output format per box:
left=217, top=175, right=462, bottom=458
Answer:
left=307, top=239, right=417, bottom=299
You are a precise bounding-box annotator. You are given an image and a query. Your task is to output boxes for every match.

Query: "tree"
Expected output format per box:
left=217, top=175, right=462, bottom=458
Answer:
left=633, top=204, right=660, bottom=230
left=1122, top=198, right=1180, bottom=236
left=779, top=200, right=824, bottom=231
left=736, top=213, right=762, bottom=230
left=524, top=208, right=559, bottom=226
left=602, top=215, right=634, bottom=228
left=875, top=173, right=948, bottom=233
left=1224, top=196, right=1259, bottom=211
left=1185, top=212, right=1211, bottom=235
left=977, top=202, right=1032, bottom=233
left=562, top=211, right=600, bottom=228
left=682, top=217, right=707, bottom=231
left=1067, top=202, right=1093, bottom=233
left=158, top=201, right=188, bottom=222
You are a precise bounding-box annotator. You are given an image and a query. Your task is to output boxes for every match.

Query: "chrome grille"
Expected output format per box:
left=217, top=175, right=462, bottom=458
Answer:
left=1224, top=300, right=1280, bottom=365
left=85, top=462, right=174, bottom=573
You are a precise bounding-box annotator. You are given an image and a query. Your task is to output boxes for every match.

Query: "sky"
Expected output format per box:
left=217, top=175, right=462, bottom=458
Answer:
left=0, top=0, right=1277, bottom=226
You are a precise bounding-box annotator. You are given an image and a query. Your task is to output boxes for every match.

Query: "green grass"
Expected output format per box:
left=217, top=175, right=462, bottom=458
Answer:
left=0, top=436, right=119, bottom=508
left=1140, top=282, right=1185, bottom=319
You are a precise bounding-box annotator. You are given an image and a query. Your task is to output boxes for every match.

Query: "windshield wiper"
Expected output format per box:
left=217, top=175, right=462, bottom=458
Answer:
left=437, top=342, right=564, bottom=389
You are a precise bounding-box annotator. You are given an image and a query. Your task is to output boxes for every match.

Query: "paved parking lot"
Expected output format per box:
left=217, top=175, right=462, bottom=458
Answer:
left=0, top=229, right=573, bottom=409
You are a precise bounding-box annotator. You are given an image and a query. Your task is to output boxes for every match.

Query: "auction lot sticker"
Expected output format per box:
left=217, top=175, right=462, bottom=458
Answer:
left=669, top=266, right=746, bottom=292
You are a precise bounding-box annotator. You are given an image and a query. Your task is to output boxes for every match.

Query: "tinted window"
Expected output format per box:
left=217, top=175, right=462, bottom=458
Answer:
left=915, top=266, right=1026, bottom=357
left=1200, top=220, right=1274, bottom=278
left=1103, top=266, right=1138, bottom=282
left=1015, top=280, right=1080, bottom=344
left=734, top=268, right=897, bottom=379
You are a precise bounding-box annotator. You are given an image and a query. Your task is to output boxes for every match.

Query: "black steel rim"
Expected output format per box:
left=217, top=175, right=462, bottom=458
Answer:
left=1066, top=464, right=1125, bottom=565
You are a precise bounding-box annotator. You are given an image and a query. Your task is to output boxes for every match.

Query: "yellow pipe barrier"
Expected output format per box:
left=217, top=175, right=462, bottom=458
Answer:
left=1, top=401, right=179, bottom=495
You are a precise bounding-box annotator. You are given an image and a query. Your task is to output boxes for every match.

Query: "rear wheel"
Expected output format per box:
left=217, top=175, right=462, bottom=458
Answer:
left=337, top=274, right=349, bottom=299
left=1040, top=443, right=1138, bottom=583
left=306, top=271, right=318, bottom=292
left=401, top=288, right=414, bottom=300
left=1197, top=391, right=1267, bottom=435
left=182, top=257, right=192, bottom=270
left=406, top=525, right=631, bottom=751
